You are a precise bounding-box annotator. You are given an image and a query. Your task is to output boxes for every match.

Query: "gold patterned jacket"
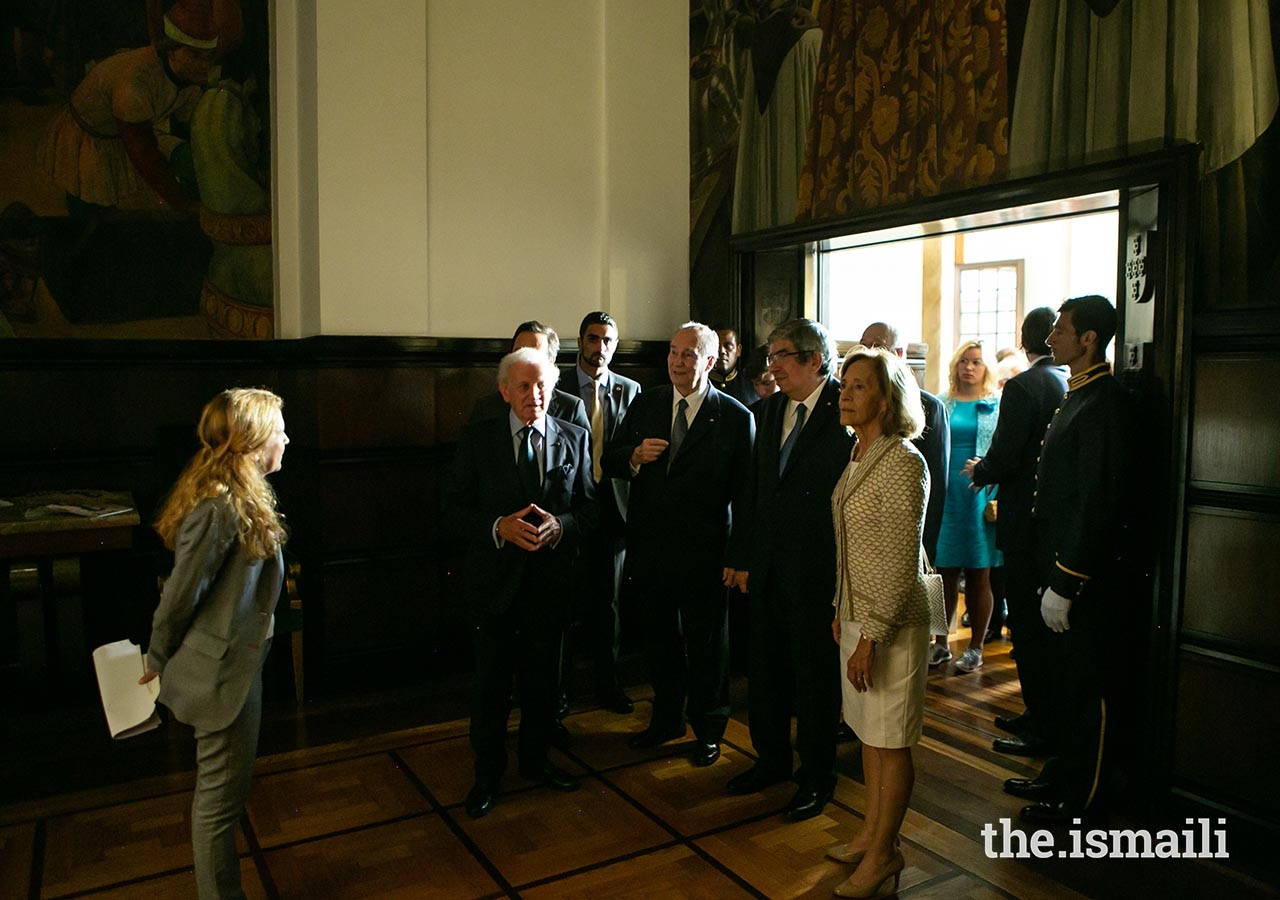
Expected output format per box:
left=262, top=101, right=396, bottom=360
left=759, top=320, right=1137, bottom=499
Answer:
left=831, top=435, right=931, bottom=644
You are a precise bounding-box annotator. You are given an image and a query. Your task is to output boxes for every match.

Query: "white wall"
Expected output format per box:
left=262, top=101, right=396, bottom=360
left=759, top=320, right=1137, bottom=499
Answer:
left=961, top=212, right=1119, bottom=311
left=273, top=0, right=688, bottom=340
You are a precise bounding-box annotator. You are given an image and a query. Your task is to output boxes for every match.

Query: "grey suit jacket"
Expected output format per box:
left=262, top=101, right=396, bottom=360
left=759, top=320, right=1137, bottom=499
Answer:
left=566, top=367, right=641, bottom=530
left=146, top=496, right=283, bottom=733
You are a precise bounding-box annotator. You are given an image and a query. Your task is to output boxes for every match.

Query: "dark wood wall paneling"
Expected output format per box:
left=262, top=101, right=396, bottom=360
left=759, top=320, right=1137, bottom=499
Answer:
left=0, top=338, right=667, bottom=697
left=1177, top=329, right=1280, bottom=824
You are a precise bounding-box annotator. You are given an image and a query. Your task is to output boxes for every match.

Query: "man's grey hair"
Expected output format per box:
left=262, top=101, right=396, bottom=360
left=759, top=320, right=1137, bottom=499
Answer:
left=768, top=318, right=838, bottom=375
left=498, top=347, right=561, bottom=387
left=677, top=321, right=719, bottom=359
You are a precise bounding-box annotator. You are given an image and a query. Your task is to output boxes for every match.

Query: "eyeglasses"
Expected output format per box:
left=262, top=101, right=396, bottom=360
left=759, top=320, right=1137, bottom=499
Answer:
left=765, top=349, right=808, bottom=365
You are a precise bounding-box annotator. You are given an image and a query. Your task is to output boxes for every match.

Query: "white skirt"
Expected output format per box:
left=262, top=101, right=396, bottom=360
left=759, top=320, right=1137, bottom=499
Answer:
left=839, top=620, right=930, bottom=749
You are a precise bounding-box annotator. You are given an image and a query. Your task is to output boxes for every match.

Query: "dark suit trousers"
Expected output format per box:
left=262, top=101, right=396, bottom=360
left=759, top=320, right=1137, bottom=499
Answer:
left=747, top=572, right=840, bottom=788
left=1004, top=545, right=1054, bottom=738
left=636, top=563, right=730, bottom=743
left=569, top=530, right=625, bottom=695
left=469, top=579, right=564, bottom=781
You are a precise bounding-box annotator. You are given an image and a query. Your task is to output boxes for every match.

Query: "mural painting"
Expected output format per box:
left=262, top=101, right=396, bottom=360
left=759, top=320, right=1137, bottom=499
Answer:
left=691, top=0, right=1280, bottom=318
left=0, top=0, right=272, bottom=340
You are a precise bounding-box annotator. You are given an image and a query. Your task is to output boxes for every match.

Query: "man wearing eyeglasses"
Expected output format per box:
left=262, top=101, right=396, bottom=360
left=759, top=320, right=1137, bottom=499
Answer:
left=603, top=322, right=755, bottom=769
left=725, top=319, right=853, bottom=821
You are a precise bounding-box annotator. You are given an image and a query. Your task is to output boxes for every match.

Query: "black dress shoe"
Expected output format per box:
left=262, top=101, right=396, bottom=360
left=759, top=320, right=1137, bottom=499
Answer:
left=519, top=762, right=580, bottom=792
left=835, top=721, right=858, bottom=743
left=992, top=735, right=1051, bottom=756
left=596, top=688, right=635, bottom=715
left=994, top=711, right=1032, bottom=735
left=551, top=719, right=572, bottom=750
left=465, top=781, right=497, bottom=818
left=783, top=783, right=834, bottom=822
left=690, top=741, right=721, bottom=767
left=1019, top=800, right=1084, bottom=825
left=1003, top=776, right=1060, bottom=801
left=726, top=764, right=790, bottom=795
left=627, top=725, right=684, bottom=749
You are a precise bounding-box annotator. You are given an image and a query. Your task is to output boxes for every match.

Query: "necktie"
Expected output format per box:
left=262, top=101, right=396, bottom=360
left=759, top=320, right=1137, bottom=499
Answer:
left=668, top=398, right=689, bottom=471
left=518, top=426, right=540, bottom=497
left=591, top=380, right=606, bottom=483
left=778, top=402, right=806, bottom=474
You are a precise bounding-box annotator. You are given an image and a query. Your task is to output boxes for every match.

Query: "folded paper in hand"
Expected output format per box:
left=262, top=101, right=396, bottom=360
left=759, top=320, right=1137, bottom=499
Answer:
left=93, top=640, right=162, bottom=739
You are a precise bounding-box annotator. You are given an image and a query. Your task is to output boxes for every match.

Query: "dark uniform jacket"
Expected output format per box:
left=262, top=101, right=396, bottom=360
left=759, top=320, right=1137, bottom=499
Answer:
left=711, top=369, right=759, bottom=409
left=1032, top=363, right=1133, bottom=599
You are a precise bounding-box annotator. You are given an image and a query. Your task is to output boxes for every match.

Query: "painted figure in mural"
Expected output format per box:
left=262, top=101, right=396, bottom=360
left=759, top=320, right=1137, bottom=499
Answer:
left=191, top=69, right=272, bottom=337
left=731, top=0, right=823, bottom=233
left=37, top=0, right=243, bottom=214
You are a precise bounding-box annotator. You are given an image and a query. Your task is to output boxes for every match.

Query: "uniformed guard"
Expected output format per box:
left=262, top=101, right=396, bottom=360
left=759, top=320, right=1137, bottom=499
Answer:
left=1020, top=295, right=1134, bottom=824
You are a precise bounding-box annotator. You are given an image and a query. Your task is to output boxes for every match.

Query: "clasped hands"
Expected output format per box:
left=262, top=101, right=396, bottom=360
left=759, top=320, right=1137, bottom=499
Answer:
left=497, top=504, right=562, bottom=552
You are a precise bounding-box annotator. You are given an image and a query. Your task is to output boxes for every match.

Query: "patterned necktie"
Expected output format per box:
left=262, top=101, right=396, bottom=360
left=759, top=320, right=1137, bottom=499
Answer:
left=591, top=380, right=606, bottom=483
left=518, top=426, right=540, bottom=497
left=779, top=402, right=806, bottom=474
left=668, top=398, right=689, bottom=471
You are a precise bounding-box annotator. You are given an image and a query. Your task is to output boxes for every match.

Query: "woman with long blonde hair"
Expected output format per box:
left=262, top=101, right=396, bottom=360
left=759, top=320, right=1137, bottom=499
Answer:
left=140, top=387, right=288, bottom=900
left=931, top=340, right=1001, bottom=673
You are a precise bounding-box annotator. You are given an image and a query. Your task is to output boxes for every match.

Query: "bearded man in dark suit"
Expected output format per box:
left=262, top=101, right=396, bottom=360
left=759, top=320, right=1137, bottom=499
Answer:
left=567, top=310, right=642, bottom=713
left=603, top=322, right=754, bottom=768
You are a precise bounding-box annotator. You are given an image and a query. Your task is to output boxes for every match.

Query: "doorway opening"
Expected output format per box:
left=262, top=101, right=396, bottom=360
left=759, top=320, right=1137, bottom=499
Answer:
left=813, top=191, right=1120, bottom=394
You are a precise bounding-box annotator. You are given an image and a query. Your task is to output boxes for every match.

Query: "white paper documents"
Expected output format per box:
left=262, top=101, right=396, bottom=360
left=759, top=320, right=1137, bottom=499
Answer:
left=93, top=639, right=162, bottom=739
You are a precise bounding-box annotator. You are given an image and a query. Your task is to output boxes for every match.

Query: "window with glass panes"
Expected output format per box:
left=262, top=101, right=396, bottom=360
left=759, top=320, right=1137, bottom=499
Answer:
left=955, top=261, right=1022, bottom=351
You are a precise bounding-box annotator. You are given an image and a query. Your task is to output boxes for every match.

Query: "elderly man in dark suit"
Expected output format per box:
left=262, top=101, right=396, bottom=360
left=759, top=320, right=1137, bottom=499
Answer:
left=860, top=323, right=949, bottom=561
left=567, top=310, right=642, bottom=713
left=963, top=308, right=1068, bottom=766
left=445, top=347, right=598, bottom=818
left=726, top=319, right=853, bottom=821
left=469, top=320, right=591, bottom=433
left=603, top=321, right=754, bottom=767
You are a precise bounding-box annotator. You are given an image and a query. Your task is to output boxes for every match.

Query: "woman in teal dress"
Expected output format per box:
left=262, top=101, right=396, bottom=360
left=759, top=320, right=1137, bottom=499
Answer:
left=931, top=341, right=1001, bottom=673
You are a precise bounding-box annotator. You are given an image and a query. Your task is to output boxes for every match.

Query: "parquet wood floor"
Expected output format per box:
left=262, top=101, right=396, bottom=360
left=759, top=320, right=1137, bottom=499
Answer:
left=1, top=633, right=1274, bottom=899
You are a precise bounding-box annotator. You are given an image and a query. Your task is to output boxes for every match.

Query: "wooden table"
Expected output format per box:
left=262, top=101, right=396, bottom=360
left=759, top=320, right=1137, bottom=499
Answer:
left=0, top=491, right=141, bottom=686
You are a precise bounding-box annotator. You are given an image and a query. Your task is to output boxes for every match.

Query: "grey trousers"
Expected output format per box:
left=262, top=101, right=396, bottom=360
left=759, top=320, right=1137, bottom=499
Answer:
left=191, top=669, right=263, bottom=900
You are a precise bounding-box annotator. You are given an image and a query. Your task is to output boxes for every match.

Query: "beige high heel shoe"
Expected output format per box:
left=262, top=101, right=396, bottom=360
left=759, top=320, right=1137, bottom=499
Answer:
left=832, top=849, right=904, bottom=898
left=825, top=843, right=866, bottom=864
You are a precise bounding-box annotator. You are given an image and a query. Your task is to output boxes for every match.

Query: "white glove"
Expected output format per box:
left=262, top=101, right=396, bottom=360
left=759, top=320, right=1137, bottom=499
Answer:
left=1041, top=588, right=1072, bottom=633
